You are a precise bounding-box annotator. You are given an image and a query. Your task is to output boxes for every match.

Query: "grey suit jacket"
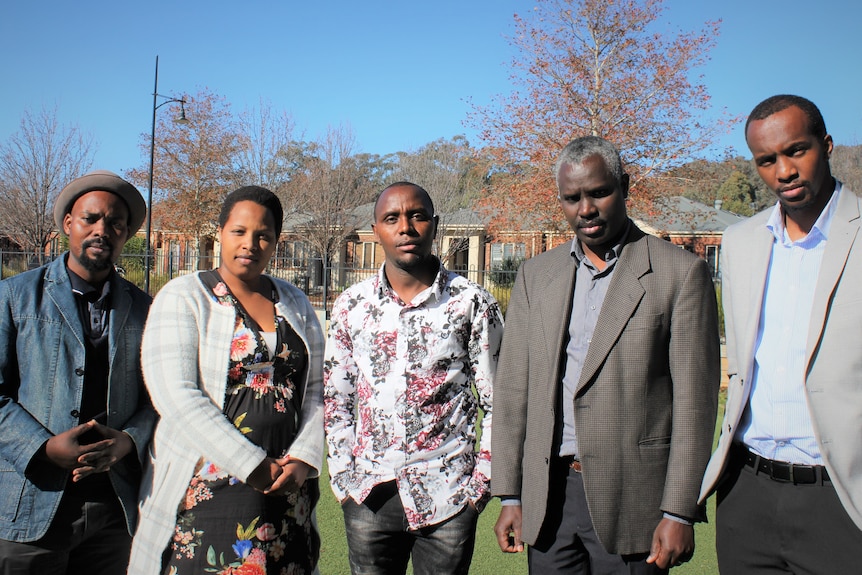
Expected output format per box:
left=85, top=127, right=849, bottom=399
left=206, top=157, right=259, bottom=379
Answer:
left=492, top=224, right=720, bottom=555
left=699, top=183, right=862, bottom=531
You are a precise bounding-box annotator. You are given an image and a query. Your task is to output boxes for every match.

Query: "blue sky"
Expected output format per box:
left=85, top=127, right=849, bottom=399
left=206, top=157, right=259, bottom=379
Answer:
left=1, top=0, right=860, bottom=175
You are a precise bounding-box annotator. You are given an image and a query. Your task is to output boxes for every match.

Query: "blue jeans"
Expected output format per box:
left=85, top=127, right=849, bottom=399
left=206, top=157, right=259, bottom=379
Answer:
left=0, top=495, right=131, bottom=575
left=342, top=481, right=478, bottom=575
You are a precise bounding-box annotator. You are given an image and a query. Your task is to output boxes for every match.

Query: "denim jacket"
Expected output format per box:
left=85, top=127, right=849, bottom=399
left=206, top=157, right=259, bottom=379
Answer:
left=0, top=255, right=155, bottom=542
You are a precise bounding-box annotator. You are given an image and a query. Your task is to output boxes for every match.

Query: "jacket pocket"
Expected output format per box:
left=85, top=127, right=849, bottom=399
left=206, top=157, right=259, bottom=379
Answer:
left=0, top=470, right=26, bottom=521
left=638, top=436, right=671, bottom=448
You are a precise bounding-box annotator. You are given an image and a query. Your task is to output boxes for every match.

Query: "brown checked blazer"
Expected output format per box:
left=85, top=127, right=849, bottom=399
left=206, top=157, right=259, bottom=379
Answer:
left=492, top=223, right=720, bottom=555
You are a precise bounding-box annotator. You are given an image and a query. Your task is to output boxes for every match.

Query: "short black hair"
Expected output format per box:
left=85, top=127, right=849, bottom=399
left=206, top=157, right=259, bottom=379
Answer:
left=373, top=181, right=435, bottom=221
left=745, top=94, right=828, bottom=141
left=218, top=186, right=284, bottom=235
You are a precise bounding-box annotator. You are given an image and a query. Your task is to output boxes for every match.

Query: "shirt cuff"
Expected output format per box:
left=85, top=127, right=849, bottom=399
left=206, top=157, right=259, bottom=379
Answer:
left=663, top=512, right=693, bottom=526
left=499, top=496, right=521, bottom=506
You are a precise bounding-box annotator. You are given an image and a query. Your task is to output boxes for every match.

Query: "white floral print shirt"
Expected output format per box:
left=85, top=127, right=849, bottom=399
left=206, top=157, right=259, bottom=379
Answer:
left=324, top=263, right=503, bottom=529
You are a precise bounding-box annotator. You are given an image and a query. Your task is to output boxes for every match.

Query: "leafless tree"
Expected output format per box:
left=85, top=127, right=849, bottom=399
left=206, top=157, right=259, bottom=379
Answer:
left=391, top=136, right=488, bottom=263
left=298, top=124, right=378, bottom=270
left=234, top=99, right=307, bottom=209
left=0, top=106, right=94, bottom=257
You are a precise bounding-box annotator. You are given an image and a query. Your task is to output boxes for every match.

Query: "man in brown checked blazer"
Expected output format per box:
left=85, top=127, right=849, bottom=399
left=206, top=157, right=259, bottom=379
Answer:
left=492, top=136, right=720, bottom=574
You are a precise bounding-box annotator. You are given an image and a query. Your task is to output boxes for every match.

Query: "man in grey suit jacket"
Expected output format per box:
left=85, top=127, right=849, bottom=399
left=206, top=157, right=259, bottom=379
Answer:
left=493, top=136, right=720, bottom=574
left=699, top=94, right=862, bottom=573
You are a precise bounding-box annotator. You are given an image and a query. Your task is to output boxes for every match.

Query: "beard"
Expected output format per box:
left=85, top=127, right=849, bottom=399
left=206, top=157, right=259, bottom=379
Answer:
left=77, top=238, right=115, bottom=273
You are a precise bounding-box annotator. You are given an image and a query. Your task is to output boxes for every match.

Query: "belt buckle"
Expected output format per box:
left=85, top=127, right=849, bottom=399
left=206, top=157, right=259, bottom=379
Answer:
left=770, top=460, right=791, bottom=482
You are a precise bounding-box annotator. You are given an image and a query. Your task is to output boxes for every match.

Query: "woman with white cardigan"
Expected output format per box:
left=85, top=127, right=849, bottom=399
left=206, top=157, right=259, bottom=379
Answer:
left=129, top=186, right=324, bottom=574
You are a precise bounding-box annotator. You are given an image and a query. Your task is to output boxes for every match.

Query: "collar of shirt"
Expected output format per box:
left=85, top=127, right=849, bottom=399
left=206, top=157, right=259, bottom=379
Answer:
left=557, top=221, right=629, bottom=458
left=765, top=180, right=841, bottom=247
left=67, top=265, right=113, bottom=341
left=375, top=259, right=448, bottom=307
left=67, top=266, right=112, bottom=303
left=569, top=219, right=631, bottom=272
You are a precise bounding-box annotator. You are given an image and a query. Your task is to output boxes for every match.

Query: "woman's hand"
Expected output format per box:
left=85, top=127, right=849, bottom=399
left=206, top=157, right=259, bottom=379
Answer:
left=264, top=457, right=312, bottom=496
left=246, top=457, right=286, bottom=493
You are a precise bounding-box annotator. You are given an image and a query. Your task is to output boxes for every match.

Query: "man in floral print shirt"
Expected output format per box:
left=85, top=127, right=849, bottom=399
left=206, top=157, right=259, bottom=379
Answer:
left=324, top=182, right=503, bottom=575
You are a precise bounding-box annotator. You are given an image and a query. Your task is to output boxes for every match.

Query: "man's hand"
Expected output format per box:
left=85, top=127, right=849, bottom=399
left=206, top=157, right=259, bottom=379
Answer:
left=646, top=517, right=694, bottom=569
left=43, top=420, right=108, bottom=470
left=494, top=504, right=525, bottom=553
left=71, top=421, right=135, bottom=482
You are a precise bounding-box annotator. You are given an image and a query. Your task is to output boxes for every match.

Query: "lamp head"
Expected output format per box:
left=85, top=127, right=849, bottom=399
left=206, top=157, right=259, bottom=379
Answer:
left=174, top=101, right=189, bottom=124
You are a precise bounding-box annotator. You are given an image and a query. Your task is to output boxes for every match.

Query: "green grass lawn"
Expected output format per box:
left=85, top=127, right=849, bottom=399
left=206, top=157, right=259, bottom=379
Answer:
left=316, top=391, right=727, bottom=574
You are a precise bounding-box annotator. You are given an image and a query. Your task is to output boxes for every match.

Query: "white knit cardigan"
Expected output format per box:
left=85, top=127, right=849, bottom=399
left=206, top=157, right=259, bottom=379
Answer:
left=128, top=272, right=324, bottom=573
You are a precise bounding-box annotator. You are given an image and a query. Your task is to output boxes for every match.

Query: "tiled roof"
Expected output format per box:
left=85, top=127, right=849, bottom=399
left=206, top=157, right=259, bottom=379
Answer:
left=633, top=196, right=746, bottom=234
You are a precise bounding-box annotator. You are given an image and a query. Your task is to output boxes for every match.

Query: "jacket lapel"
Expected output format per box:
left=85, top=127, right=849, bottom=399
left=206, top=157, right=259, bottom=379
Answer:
left=577, top=226, right=648, bottom=393
left=539, top=246, right=577, bottom=394
left=736, top=224, right=773, bottom=382
left=109, top=275, right=132, bottom=364
left=44, top=257, right=86, bottom=349
left=806, top=187, right=860, bottom=372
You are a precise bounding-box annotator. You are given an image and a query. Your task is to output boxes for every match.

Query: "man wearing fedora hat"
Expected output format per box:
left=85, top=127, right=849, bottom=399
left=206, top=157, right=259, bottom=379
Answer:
left=0, top=170, right=155, bottom=573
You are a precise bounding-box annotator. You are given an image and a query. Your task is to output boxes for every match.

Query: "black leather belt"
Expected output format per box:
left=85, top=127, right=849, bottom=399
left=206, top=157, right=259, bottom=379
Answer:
left=735, top=444, right=829, bottom=484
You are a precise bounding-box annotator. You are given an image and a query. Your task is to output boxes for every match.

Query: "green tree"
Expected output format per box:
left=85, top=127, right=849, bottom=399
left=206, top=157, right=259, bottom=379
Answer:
left=118, top=235, right=148, bottom=273
left=714, top=171, right=756, bottom=216
left=663, top=156, right=773, bottom=215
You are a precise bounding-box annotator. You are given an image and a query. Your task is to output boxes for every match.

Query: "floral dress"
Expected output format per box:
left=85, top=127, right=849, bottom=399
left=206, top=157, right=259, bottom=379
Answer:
left=163, top=271, right=320, bottom=575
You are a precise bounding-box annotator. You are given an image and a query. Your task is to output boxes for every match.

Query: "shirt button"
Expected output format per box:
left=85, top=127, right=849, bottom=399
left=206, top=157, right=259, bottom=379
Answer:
left=70, top=409, right=80, bottom=418
left=75, top=368, right=85, bottom=376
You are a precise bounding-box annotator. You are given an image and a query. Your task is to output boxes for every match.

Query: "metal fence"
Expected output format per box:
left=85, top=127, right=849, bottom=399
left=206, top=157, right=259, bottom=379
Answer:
left=0, top=250, right=517, bottom=315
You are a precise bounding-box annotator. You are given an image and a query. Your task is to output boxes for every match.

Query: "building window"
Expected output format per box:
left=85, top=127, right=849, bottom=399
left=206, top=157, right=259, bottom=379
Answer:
left=705, top=245, right=719, bottom=278
left=490, top=242, right=526, bottom=267
left=355, top=242, right=377, bottom=269
left=279, top=241, right=309, bottom=268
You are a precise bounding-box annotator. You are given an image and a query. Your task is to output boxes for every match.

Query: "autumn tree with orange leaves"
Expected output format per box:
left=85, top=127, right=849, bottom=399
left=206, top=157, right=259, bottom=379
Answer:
left=471, top=0, right=733, bottom=232
left=128, top=88, right=239, bottom=255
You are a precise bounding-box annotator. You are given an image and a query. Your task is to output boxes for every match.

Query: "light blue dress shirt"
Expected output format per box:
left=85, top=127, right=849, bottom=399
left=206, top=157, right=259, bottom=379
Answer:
left=737, top=182, right=841, bottom=465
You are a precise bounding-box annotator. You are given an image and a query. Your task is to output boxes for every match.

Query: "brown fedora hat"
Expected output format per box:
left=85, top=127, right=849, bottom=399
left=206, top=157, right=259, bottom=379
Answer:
left=54, top=170, right=147, bottom=235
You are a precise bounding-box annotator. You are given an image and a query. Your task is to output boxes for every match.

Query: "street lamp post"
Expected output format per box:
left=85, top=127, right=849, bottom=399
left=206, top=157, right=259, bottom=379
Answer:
left=145, top=55, right=188, bottom=294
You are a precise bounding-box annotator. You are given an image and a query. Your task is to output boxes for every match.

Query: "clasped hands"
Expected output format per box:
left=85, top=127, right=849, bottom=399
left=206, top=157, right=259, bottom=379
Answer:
left=247, top=456, right=311, bottom=496
left=43, top=419, right=133, bottom=482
